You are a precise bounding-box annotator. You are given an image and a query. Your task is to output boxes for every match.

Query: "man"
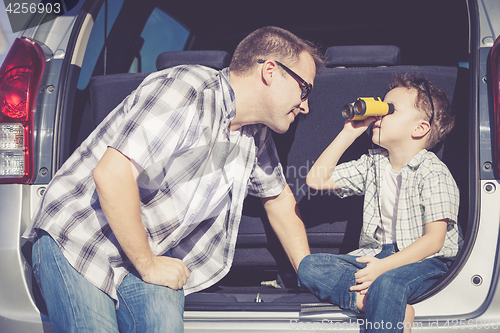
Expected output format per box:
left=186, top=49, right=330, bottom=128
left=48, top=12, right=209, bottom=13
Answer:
left=24, top=26, right=323, bottom=332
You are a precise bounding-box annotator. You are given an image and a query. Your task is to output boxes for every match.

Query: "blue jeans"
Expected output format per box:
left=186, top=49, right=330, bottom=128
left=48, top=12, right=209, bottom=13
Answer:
left=32, top=231, right=184, bottom=333
left=298, top=244, right=452, bottom=333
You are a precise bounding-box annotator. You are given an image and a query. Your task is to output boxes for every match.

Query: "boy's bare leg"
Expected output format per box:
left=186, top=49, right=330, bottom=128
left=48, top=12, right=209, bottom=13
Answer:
left=356, top=293, right=415, bottom=332
left=403, top=304, right=415, bottom=333
left=356, top=292, right=367, bottom=312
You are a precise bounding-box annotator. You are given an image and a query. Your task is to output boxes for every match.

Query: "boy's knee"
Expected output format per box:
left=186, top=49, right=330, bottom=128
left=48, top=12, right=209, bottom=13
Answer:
left=297, top=253, right=333, bottom=289
left=356, top=292, right=367, bottom=312
left=298, top=253, right=315, bottom=270
left=297, top=254, right=315, bottom=286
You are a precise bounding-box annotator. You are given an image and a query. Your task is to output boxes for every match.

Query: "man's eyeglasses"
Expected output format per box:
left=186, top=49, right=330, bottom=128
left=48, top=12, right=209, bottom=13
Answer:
left=257, top=59, right=312, bottom=101
left=410, top=77, right=435, bottom=125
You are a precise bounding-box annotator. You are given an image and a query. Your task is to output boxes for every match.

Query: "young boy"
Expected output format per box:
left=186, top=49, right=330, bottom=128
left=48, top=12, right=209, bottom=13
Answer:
left=299, top=74, right=463, bottom=332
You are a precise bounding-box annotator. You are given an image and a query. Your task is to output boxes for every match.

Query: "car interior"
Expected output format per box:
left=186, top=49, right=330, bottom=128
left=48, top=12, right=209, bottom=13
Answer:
left=41, top=0, right=471, bottom=316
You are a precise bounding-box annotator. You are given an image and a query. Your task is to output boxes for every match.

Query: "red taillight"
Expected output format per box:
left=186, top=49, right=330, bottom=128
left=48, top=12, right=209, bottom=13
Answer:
left=0, top=38, right=45, bottom=184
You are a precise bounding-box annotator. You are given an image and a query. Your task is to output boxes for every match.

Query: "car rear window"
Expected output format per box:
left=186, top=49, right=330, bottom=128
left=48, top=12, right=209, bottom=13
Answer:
left=129, top=8, right=190, bottom=73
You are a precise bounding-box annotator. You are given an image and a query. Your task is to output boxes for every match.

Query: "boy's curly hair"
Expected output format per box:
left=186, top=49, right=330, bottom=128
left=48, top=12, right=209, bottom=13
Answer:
left=388, top=74, right=455, bottom=149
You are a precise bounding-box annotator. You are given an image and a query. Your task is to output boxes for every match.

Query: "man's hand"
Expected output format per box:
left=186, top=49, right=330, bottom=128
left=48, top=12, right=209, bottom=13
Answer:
left=350, top=256, right=389, bottom=295
left=139, top=256, right=190, bottom=290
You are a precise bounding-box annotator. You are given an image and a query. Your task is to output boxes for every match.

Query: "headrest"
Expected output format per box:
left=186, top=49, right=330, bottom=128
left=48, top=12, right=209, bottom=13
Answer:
left=156, top=50, right=231, bottom=71
left=325, top=45, right=401, bottom=67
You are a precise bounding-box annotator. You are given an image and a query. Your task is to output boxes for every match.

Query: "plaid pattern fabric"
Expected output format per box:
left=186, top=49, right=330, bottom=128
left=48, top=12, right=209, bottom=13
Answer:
left=332, top=148, right=462, bottom=259
left=23, top=66, right=286, bottom=301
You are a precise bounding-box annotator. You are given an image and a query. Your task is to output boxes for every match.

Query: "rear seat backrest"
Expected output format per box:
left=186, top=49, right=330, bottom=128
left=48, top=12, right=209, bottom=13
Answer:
left=89, top=72, right=150, bottom=127
left=325, top=45, right=401, bottom=67
left=156, top=50, right=231, bottom=71
left=89, top=50, right=231, bottom=127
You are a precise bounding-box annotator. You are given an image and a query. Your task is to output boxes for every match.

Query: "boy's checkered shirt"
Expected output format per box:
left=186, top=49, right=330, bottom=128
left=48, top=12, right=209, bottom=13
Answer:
left=332, top=148, right=463, bottom=258
left=23, top=66, right=286, bottom=302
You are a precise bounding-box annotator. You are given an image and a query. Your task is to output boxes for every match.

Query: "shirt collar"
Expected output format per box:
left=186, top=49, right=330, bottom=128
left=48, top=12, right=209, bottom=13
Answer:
left=406, top=149, right=429, bottom=170
left=219, top=68, right=236, bottom=123
left=368, top=148, right=389, bottom=159
left=219, top=67, right=265, bottom=135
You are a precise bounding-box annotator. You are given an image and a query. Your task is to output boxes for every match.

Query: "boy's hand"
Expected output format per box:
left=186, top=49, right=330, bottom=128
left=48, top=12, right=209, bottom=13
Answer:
left=343, top=117, right=377, bottom=138
left=350, top=256, right=389, bottom=294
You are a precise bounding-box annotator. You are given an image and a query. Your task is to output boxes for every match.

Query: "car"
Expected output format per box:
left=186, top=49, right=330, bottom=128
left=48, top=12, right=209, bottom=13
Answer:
left=0, top=0, right=499, bottom=331
left=0, top=6, right=17, bottom=66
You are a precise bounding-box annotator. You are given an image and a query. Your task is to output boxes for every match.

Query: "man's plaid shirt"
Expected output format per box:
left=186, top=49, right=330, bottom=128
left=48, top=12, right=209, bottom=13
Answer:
left=332, top=148, right=463, bottom=258
left=23, top=66, right=286, bottom=302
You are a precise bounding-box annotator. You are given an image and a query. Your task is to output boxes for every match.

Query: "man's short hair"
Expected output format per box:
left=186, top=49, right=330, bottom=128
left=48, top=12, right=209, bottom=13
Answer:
left=388, top=74, right=455, bottom=149
left=230, top=26, right=323, bottom=76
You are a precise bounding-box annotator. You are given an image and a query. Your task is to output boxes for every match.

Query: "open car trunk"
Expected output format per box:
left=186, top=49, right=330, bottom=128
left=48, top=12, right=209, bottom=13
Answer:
left=61, top=0, right=471, bottom=319
left=87, top=48, right=470, bottom=315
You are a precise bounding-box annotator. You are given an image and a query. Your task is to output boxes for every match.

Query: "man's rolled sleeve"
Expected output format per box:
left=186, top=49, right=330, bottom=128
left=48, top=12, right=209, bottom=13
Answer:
left=107, top=72, right=200, bottom=185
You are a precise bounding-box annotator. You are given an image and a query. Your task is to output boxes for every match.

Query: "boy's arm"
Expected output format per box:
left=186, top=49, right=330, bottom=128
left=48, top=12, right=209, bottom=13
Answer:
left=306, top=118, right=375, bottom=191
left=351, top=219, right=448, bottom=293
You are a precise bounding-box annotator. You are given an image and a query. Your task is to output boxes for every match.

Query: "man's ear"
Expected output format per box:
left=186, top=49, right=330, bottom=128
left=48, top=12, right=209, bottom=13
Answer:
left=260, top=60, right=277, bottom=86
left=412, top=120, right=431, bottom=139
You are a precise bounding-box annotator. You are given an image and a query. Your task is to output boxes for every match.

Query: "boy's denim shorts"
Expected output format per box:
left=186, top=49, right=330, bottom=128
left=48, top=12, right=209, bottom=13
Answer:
left=297, top=244, right=452, bottom=313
